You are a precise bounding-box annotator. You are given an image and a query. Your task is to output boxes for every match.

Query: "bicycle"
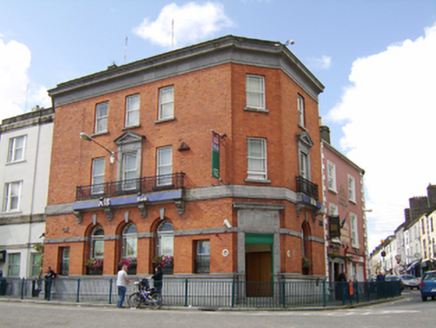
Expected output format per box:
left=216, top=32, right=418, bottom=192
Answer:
left=128, top=279, right=162, bottom=310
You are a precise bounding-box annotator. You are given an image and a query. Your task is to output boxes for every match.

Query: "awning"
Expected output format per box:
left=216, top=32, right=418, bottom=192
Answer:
left=406, top=259, right=421, bottom=271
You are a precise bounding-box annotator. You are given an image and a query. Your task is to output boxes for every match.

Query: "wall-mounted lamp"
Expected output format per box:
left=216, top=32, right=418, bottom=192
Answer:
left=80, top=132, right=115, bottom=164
left=223, top=219, right=232, bottom=229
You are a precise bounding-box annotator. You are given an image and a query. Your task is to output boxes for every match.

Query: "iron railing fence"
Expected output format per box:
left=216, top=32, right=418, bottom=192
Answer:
left=0, top=277, right=402, bottom=309
left=76, top=172, right=185, bottom=201
left=295, top=176, right=319, bottom=200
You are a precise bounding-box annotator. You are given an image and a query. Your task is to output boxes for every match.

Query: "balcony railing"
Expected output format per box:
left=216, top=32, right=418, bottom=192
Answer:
left=76, top=172, right=185, bottom=201
left=295, top=176, right=319, bottom=200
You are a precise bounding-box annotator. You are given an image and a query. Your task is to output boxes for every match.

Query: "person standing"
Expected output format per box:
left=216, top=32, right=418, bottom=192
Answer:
left=150, top=266, right=163, bottom=295
left=44, top=266, right=57, bottom=301
left=116, top=265, right=132, bottom=308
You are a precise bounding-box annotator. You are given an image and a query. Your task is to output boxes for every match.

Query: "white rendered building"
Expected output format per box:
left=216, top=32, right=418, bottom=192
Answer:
left=0, top=108, right=54, bottom=278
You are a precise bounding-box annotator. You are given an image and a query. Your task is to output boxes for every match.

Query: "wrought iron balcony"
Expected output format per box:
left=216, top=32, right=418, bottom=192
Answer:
left=76, top=172, right=185, bottom=201
left=295, top=176, right=319, bottom=200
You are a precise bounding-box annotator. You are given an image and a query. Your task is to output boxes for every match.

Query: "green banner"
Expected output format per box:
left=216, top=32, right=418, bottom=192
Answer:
left=212, top=131, right=220, bottom=179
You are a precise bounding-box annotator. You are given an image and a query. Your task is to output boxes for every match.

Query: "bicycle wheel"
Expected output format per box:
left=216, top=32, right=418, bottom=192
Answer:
left=128, top=292, right=142, bottom=309
left=148, top=292, right=162, bottom=310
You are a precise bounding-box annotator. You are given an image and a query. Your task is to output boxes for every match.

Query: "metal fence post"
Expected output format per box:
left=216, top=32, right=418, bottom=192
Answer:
left=21, top=278, right=25, bottom=299
left=282, top=280, right=286, bottom=309
left=184, top=278, right=189, bottom=307
left=76, top=278, right=81, bottom=303
left=109, top=279, right=113, bottom=304
left=322, top=279, right=326, bottom=307
left=231, top=277, right=235, bottom=308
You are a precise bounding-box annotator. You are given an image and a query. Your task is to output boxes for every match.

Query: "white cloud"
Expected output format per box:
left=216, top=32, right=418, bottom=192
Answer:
left=326, top=23, right=436, bottom=253
left=133, top=2, right=233, bottom=48
left=0, top=38, right=50, bottom=122
left=308, top=55, right=332, bottom=70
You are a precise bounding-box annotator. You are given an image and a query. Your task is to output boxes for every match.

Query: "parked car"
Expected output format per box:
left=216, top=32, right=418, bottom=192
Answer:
left=385, top=275, right=400, bottom=282
left=399, top=274, right=420, bottom=290
left=420, top=270, right=436, bottom=301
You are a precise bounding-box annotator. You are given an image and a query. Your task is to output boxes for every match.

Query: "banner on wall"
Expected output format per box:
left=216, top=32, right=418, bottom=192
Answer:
left=212, top=131, right=220, bottom=179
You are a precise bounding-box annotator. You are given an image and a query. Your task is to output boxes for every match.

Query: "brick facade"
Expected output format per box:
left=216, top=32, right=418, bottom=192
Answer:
left=45, top=36, right=325, bottom=282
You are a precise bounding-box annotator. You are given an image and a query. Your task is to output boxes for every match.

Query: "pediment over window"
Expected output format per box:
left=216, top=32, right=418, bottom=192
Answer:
left=296, top=132, right=314, bottom=148
left=114, top=131, right=146, bottom=146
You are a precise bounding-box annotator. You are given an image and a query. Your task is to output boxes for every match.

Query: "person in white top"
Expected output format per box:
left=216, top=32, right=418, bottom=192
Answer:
left=116, top=265, right=132, bottom=308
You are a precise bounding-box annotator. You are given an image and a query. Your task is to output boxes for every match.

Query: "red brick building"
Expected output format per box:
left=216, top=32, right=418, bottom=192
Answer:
left=45, top=35, right=325, bottom=284
left=320, top=126, right=367, bottom=282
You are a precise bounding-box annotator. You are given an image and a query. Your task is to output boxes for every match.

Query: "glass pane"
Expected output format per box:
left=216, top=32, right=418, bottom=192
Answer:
left=159, top=236, right=174, bottom=256
left=97, top=117, right=108, bottom=132
left=124, top=153, right=136, bottom=170
left=127, top=94, right=139, bottom=109
left=97, top=103, right=108, bottom=116
left=247, top=93, right=263, bottom=108
left=127, top=110, right=139, bottom=126
left=92, top=240, right=105, bottom=258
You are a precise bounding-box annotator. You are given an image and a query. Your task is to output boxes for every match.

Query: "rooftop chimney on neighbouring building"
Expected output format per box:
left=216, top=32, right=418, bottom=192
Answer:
left=320, top=125, right=331, bottom=144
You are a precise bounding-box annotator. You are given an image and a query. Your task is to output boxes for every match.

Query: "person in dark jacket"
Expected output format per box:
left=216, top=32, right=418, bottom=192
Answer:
left=44, top=266, right=57, bottom=300
left=150, top=266, right=163, bottom=295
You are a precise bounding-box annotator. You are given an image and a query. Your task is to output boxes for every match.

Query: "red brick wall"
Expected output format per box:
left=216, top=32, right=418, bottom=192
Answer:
left=45, top=61, right=325, bottom=276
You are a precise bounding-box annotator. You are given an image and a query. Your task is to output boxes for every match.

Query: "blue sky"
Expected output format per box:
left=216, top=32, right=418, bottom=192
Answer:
left=1, top=0, right=436, bottom=253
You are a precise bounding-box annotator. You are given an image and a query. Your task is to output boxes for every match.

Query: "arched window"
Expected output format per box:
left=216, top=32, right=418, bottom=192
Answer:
left=156, top=221, right=174, bottom=256
left=91, top=226, right=104, bottom=259
left=122, top=223, right=137, bottom=258
left=87, top=226, right=104, bottom=274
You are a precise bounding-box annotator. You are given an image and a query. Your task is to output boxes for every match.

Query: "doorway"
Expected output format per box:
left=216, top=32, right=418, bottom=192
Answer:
left=245, top=234, right=273, bottom=297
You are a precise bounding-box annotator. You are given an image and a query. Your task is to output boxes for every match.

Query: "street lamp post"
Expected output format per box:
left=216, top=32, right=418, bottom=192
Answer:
left=79, top=132, right=115, bottom=164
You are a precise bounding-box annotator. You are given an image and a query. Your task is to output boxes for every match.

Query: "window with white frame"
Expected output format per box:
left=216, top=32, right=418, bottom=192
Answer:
left=351, top=213, right=359, bottom=248
left=327, top=160, right=337, bottom=192
left=156, top=221, right=174, bottom=257
left=247, top=137, right=267, bottom=180
left=122, top=152, right=137, bottom=190
left=125, top=94, right=140, bottom=127
left=91, top=158, right=105, bottom=194
left=299, top=151, right=309, bottom=179
left=95, top=102, right=109, bottom=133
left=246, top=75, right=265, bottom=109
left=298, top=94, right=305, bottom=127
left=122, top=224, right=137, bottom=258
left=31, top=253, right=42, bottom=277
left=348, top=175, right=356, bottom=202
left=7, top=135, right=26, bottom=163
left=61, top=247, right=70, bottom=276
left=90, top=226, right=104, bottom=259
left=8, top=253, right=20, bottom=276
left=195, top=240, right=210, bottom=273
left=157, top=146, right=172, bottom=186
left=158, top=86, right=174, bottom=120
left=3, top=181, right=22, bottom=212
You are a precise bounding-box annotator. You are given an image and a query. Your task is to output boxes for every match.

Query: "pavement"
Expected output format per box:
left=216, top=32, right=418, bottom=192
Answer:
left=0, top=295, right=404, bottom=312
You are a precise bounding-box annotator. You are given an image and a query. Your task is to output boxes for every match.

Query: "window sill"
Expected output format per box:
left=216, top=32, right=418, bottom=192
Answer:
left=155, top=117, right=176, bottom=124
left=91, top=131, right=108, bottom=138
left=245, top=178, right=271, bottom=184
left=244, top=107, right=269, bottom=113
left=5, top=160, right=26, bottom=166
left=122, top=124, right=141, bottom=130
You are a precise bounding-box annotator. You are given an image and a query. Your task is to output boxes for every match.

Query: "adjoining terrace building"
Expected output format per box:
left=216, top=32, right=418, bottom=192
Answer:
left=45, top=35, right=326, bottom=287
left=0, top=108, right=54, bottom=278
left=320, top=126, right=367, bottom=282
